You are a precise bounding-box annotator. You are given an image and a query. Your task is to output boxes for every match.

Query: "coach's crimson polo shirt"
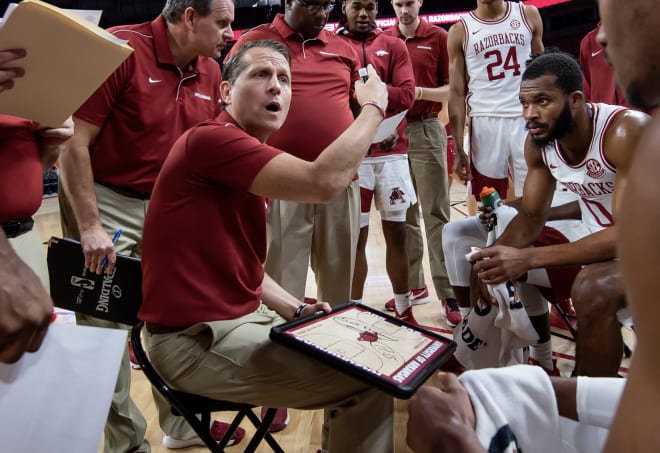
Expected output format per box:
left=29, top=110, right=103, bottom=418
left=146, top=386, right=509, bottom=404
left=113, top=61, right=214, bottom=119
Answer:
left=230, top=14, right=360, bottom=162
left=140, top=112, right=282, bottom=328
left=579, top=26, right=631, bottom=108
left=0, top=115, right=42, bottom=223
left=75, top=15, right=221, bottom=193
left=384, top=19, right=449, bottom=118
left=337, top=27, right=415, bottom=157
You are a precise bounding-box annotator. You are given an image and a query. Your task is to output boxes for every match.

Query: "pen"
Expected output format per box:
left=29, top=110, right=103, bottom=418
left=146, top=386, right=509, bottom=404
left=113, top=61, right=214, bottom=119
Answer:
left=101, top=229, right=122, bottom=267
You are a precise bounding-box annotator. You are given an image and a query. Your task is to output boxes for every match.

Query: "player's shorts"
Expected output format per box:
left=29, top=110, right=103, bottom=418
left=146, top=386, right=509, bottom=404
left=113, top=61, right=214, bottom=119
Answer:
left=469, top=116, right=528, bottom=199
left=358, top=157, right=417, bottom=228
left=531, top=225, right=584, bottom=302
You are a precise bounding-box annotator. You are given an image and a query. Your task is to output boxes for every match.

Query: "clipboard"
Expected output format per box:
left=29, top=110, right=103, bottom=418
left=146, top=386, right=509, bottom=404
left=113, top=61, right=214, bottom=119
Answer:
left=47, top=237, right=142, bottom=325
left=270, top=302, right=456, bottom=399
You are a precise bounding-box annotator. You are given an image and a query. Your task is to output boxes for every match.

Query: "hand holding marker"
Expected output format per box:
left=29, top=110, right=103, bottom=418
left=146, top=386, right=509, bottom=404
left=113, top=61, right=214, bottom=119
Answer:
left=359, top=67, right=368, bottom=83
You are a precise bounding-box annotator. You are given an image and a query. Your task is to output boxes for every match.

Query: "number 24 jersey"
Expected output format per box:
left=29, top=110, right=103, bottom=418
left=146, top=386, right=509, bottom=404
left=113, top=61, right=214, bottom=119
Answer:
left=461, top=1, right=533, bottom=117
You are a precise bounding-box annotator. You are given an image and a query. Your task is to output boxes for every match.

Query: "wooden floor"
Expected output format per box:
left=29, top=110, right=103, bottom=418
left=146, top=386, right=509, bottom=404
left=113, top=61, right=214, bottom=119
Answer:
left=34, top=181, right=633, bottom=453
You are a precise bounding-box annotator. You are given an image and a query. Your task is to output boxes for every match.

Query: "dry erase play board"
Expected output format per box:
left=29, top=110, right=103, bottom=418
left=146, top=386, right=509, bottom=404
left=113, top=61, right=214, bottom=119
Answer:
left=270, top=302, right=456, bottom=399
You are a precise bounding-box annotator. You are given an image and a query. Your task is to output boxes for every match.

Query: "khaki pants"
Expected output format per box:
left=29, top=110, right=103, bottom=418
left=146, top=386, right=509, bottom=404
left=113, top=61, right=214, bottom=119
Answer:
left=405, top=118, right=453, bottom=299
left=265, top=181, right=360, bottom=306
left=58, top=183, right=199, bottom=452
left=145, top=305, right=394, bottom=453
left=10, top=227, right=49, bottom=291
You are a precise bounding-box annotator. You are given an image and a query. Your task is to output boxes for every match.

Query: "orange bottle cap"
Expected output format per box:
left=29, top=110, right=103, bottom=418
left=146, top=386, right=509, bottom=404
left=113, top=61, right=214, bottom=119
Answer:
left=480, top=186, right=496, bottom=198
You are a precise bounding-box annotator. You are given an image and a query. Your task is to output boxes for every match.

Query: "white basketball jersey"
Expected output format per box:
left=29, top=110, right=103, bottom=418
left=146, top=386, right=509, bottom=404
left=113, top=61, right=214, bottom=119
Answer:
left=541, top=103, right=624, bottom=232
left=461, top=2, right=533, bottom=117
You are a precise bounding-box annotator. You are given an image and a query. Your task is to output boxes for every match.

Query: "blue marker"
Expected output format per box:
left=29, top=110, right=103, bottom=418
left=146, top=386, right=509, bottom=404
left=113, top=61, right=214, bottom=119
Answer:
left=101, top=229, right=122, bottom=267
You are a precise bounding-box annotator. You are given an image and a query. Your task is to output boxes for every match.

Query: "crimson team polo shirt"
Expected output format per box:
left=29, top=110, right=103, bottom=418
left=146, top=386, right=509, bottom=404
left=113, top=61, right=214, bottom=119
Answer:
left=579, top=27, right=631, bottom=108
left=0, top=115, right=42, bottom=223
left=230, top=14, right=360, bottom=162
left=140, top=111, right=283, bottom=328
left=75, top=15, right=222, bottom=193
left=384, top=20, right=449, bottom=118
left=336, top=28, right=415, bottom=157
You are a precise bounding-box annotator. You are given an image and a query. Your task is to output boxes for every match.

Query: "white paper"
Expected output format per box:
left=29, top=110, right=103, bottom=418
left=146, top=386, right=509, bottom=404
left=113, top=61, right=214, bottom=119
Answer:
left=63, top=8, right=103, bottom=26
left=61, top=8, right=129, bottom=46
left=372, top=110, right=407, bottom=143
left=0, top=324, right=125, bottom=453
left=0, top=3, right=18, bottom=26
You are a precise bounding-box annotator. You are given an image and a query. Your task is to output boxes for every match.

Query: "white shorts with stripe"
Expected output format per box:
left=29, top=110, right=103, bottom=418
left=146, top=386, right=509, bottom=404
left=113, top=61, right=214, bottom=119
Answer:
left=470, top=116, right=528, bottom=197
left=358, top=155, right=417, bottom=227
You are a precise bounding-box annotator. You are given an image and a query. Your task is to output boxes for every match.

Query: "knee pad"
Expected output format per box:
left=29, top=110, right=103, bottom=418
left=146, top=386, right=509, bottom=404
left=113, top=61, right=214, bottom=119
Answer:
left=442, top=216, right=488, bottom=286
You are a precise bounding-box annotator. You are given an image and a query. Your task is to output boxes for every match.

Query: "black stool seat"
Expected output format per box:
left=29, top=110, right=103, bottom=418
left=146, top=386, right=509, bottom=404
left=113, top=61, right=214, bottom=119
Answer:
left=131, top=322, right=284, bottom=453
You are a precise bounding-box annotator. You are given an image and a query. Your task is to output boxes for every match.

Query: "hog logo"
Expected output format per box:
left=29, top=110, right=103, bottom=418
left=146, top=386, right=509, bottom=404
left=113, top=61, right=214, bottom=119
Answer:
left=358, top=331, right=379, bottom=343
left=389, top=187, right=407, bottom=205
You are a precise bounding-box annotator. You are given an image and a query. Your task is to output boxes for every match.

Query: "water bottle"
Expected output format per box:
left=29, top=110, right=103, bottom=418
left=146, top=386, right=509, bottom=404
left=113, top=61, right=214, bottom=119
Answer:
left=479, top=186, right=502, bottom=246
left=479, top=186, right=503, bottom=210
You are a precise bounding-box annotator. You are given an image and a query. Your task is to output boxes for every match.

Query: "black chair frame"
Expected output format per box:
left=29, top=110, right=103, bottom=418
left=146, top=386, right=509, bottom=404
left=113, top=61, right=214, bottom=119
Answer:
left=130, top=321, right=285, bottom=453
left=549, top=299, right=578, bottom=342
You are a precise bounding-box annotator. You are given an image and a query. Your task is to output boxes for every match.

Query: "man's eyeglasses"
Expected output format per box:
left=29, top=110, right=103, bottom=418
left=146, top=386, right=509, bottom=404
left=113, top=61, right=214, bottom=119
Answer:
left=295, top=0, right=335, bottom=14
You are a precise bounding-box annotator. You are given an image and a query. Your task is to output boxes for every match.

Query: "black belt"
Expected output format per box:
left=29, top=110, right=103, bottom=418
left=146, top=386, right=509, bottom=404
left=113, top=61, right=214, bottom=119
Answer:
left=145, top=322, right=187, bottom=335
left=96, top=181, right=151, bottom=200
left=407, top=112, right=439, bottom=122
left=2, top=217, right=34, bottom=238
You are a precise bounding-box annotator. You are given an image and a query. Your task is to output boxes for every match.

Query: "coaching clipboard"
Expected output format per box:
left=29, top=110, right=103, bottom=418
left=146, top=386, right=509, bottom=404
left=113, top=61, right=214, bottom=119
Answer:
left=47, top=237, right=142, bottom=325
left=270, top=302, right=456, bottom=399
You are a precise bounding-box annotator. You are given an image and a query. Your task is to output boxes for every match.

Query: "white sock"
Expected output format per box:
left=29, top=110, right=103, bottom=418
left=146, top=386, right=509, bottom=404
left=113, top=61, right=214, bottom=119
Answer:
left=530, top=340, right=553, bottom=371
left=350, top=299, right=362, bottom=304
left=459, top=307, right=471, bottom=319
left=394, top=292, right=411, bottom=314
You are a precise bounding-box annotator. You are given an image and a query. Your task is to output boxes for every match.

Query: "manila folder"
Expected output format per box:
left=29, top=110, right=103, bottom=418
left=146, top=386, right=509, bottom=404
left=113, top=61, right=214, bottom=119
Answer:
left=0, top=0, right=133, bottom=126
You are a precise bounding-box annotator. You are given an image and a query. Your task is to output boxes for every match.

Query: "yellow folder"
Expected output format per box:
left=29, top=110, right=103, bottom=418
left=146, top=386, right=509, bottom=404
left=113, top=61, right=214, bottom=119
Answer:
left=0, top=0, right=133, bottom=126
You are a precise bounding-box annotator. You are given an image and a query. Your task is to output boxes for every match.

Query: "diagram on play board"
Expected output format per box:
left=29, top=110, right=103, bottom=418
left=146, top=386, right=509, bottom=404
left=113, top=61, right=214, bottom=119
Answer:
left=286, top=306, right=441, bottom=378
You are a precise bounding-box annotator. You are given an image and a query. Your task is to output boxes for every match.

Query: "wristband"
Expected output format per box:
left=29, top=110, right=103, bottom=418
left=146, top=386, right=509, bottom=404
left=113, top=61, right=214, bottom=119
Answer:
left=416, top=87, right=423, bottom=101
left=293, top=303, right=308, bottom=319
left=361, top=100, right=386, bottom=118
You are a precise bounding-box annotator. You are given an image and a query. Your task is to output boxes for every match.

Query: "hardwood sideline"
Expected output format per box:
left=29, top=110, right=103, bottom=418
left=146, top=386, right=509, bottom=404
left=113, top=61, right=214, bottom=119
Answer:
left=33, top=180, right=613, bottom=452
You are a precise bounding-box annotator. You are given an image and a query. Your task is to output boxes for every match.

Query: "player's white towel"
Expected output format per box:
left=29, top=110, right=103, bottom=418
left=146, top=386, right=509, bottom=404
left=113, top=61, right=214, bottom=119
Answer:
left=489, top=281, right=539, bottom=364
left=454, top=281, right=539, bottom=369
left=459, top=367, right=623, bottom=453
left=459, top=365, right=561, bottom=453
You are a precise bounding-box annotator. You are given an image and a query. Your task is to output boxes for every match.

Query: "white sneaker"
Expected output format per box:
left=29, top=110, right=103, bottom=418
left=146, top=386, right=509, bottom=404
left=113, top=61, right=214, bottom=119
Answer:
left=384, top=287, right=431, bottom=311
left=162, top=421, right=245, bottom=449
